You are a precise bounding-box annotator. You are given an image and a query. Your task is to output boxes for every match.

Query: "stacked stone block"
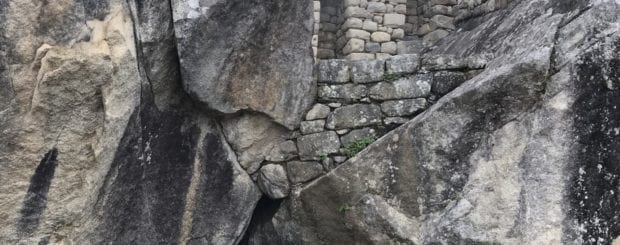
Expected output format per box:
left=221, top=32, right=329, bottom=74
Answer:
left=311, top=0, right=513, bottom=61
left=454, top=0, right=512, bottom=23
left=415, top=0, right=458, bottom=45
left=317, top=0, right=346, bottom=59
left=404, top=0, right=419, bottom=35
left=313, top=1, right=321, bottom=61
left=339, top=0, right=408, bottom=60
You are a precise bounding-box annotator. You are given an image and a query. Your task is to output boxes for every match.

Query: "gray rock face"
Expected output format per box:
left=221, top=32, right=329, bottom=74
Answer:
left=297, top=131, right=341, bottom=160
left=369, top=74, right=432, bottom=100
left=172, top=0, right=315, bottom=129
left=0, top=1, right=261, bottom=244
left=258, top=164, right=290, bottom=199
left=431, top=71, right=468, bottom=95
left=326, top=104, right=382, bottom=130
left=222, top=113, right=291, bottom=174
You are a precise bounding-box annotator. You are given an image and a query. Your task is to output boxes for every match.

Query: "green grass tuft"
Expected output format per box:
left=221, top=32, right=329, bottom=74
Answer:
left=344, top=136, right=376, bottom=158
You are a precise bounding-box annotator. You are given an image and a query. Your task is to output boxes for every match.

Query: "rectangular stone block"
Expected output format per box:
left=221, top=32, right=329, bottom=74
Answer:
left=343, top=18, right=364, bottom=29
left=287, top=161, right=324, bottom=183
left=343, top=38, right=365, bottom=54
left=366, top=42, right=381, bottom=53
left=381, top=41, right=397, bottom=54
left=297, top=131, right=341, bottom=160
left=318, top=59, right=350, bottom=83
left=326, top=104, right=382, bottom=129
left=386, top=54, right=419, bottom=75
left=318, top=84, right=368, bottom=101
left=383, top=13, right=406, bottom=27
left=346, top=53, right=376, bottom=60
left=380, top=98, right=428, bottom=117
left=345, top=29, right=371, bottom=40
left=367, top=2, right=387, bottom=13
left=369, top=74, right=432, bottom=100
left=376, top=53, right=392, bottom=60
left=300, top=120, right=326, bottom=135
left=345, top=7, right=372, bottom=18
left=317, top=48, right=335, bottom=59
left=350, top=59, right=385, bottom=83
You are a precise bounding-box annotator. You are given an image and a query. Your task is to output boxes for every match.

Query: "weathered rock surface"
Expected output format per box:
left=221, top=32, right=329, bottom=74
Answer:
left=2, top=0, right=620, bottom=244
left=258, top=164, right=290, bottom=199
left=0, top=1, right=262, bottom=244
left=222, top=113, right=291, bottom=174
left=244, top=0, right=620, bottom=244
left=172, top=0, right=315, bottom=129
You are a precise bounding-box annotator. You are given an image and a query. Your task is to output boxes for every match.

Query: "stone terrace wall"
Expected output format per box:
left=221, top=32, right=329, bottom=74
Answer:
left=254, top=54, right=487, bottom=199
left=311, top=0, right=514, bottom=61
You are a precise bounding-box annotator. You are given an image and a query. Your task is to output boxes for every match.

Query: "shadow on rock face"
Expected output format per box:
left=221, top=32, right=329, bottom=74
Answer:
left=17, top=148, right=59, bottom=237
left=93, top=105, right=200, bottom=244
left=570, top=38, right=620, bottom=243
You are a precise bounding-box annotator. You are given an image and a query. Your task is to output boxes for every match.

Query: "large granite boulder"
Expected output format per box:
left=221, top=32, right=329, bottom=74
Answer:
left=0, top=1, right=261, bottom=244
left=172, top=0, right=315, bottom=129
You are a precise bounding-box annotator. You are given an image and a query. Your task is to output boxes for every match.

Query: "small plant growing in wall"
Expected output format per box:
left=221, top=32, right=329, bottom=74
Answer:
left=344, top=136, right=376, bottom=158
left=338, top=203, right=352, bottom=213
left=319, top=154, right=327, bottom=161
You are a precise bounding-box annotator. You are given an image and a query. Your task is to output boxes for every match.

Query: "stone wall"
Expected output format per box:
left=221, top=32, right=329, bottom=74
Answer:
left=340, top=0, right=408, bottom=60
left=454, top=0, right=512, bottom=22
left=253, top=53, right=486, bottom=199
left=317, top=0, right=346, bottom=59
left=417, top=0, right=458, bottom=45
left=312, top=0, right=513, bottom=61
